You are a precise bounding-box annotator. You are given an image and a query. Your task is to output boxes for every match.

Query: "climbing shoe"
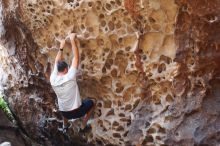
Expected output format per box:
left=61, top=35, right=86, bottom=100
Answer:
left=79, top=124, right=92, bottom=133
left=62, top=122, right=72, bottom=134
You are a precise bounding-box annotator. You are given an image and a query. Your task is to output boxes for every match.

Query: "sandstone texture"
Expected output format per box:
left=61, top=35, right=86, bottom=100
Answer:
left=0, top=0, right=220, bottom=146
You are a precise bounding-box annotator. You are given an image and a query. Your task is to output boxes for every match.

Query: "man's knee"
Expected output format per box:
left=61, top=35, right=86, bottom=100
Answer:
left=88, top=98, right=96, bottom=106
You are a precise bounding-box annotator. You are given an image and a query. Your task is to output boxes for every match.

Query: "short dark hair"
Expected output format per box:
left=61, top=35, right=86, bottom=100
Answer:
left=57, top=61, right=68, bottom=72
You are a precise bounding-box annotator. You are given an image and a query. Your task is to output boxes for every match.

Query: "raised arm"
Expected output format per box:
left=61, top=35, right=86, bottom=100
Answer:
left=55, top=39, right=65, bottom=64
left=69, top=33, right=79, bottom=68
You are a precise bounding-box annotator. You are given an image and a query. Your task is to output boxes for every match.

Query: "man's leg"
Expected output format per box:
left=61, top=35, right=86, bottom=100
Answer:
left=82, top=99, right=96, bottom=127
left=63, top=117, right=69, bottom=127
left=63, top=99, right=96, bottom=129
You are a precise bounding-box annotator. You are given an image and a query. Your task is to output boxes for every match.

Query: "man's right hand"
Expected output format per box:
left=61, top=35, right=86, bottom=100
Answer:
left=69, top=33, right=77, bottom=41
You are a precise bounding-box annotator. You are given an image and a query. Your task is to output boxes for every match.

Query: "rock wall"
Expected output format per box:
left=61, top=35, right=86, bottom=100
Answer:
left=0, top=0, right=220, bottom=146
left=168, top=0, right=220, bottom=145
left=0, top=110, right=27, bottom=146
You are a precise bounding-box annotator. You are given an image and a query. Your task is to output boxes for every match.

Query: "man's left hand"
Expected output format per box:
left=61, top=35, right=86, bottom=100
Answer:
left=59, top=39, right=65, bottom=49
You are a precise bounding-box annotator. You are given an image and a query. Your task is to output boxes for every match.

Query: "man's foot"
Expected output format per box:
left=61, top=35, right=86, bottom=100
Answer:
left=79, top=124, right=92, bottom=133
left=62, top=122, right=72, bottom=134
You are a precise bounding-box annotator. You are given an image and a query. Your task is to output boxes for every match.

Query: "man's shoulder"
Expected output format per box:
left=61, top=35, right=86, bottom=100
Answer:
left=50, top=75, right=66, bottom=86
left=50, top=74, right=57, bottom=85
left=62, top=78, right=76, bottom=85
left=68, top=66, right=77, bottom=73
left=66, top=67, right=77, bottom=78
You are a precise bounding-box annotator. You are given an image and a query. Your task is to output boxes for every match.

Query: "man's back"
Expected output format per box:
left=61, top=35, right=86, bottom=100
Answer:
left=50, top=66, right=82, bottom=111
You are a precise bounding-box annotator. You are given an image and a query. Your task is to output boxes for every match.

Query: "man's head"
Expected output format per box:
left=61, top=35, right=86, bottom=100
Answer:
left=57, top=61, right=68, bottom=74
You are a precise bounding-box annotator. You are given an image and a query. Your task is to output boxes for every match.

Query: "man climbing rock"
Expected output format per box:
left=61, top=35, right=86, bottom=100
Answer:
left=50, top=33, right=95, bottom=132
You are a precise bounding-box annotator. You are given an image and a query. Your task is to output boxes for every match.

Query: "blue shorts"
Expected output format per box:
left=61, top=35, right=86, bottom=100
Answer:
left=61, top=99, right=94, bottom=120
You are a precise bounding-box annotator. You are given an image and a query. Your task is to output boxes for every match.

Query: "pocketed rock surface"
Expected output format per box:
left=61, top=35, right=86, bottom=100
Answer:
left=0, top=0, right=220, bottom=146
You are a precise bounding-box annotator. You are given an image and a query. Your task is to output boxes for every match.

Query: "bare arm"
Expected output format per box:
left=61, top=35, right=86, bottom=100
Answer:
left=55, top=39, right=65, bottom=64
left=69, top=33, right=79, bottom=68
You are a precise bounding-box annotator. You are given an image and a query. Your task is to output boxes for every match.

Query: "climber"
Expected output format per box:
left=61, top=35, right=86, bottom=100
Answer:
left=50, top=33, right=95, bottom=133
